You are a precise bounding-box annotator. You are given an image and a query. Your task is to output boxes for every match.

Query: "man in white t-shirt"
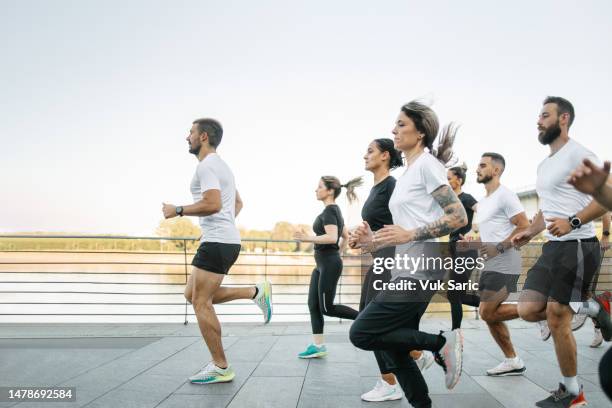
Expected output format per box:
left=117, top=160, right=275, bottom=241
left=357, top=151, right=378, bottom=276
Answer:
left=512, top=97, right=611, bottom=408
left=162, top=118, right=272, bottom=385
left=468, top=152, right=529, bottom=376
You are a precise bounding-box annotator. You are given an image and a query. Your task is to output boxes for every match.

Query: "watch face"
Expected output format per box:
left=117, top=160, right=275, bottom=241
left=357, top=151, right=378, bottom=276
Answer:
left=571, top=218, right=580, bottom=227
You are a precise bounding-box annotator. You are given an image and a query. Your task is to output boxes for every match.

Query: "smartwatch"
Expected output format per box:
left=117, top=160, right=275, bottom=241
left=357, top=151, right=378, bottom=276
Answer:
left=568, top=215, right=582, bottom=230
left=176, top=206, right=184, bottom=217
left=495, top=243, right=505, bottom=254
left=604, top=230, right=610, bottom=237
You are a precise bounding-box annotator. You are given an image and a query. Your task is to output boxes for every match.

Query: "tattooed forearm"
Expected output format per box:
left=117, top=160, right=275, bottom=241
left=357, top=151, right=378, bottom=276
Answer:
left=413, top=185, right=467, bottom=241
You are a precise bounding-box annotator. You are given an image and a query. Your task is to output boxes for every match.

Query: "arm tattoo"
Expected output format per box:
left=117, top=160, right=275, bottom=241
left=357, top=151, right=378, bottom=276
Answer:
left=412, top=185, right=468, bottom=241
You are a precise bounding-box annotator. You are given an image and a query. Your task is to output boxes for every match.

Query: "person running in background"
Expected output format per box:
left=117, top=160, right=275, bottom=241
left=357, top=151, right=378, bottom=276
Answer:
left=294, top=176, right=362, bottom=358
left=570, top=212, right=610, bottom=348
left=350, top=100, right=468, bottom=408
left=470, top=152, right=529, bottom=376
left=162, top=118, right=272, bottom=385
left=446, top=164, right=479, bottom=330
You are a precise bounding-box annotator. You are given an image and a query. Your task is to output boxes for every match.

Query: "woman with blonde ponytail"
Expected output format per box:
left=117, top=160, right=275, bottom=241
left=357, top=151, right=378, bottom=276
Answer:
left=293, top=175, right=363, bottom=358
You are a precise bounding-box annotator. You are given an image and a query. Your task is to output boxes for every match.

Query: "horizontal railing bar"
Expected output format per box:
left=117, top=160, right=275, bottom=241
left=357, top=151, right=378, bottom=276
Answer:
left=0, top=282, right=365, bottom=286
left=0, top=291, right=359, bottom=295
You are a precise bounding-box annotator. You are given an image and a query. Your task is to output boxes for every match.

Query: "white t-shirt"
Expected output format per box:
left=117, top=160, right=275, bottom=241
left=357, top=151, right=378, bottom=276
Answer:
left=388, top=153, right=448, bottom=280
left=477, top=185, right=524, bottom=275
left=536, top=139, right=599, bottom=241
left=190, top=153, right=241, bottom=244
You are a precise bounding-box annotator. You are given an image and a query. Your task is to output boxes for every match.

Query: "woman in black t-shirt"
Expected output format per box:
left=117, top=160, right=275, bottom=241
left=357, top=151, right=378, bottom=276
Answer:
left=355, top=138, right=408, bottom=401
left=446, top=164, right=479, bottom=330
left=293, top=175, right=362, bottom=359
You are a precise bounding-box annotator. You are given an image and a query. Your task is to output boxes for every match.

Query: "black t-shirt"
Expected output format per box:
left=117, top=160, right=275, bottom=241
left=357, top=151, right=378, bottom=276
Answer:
left=450, top=192, right=477, bottom=242
left=361, top=176, right=396, bottom=232
left=313, top=204, right=344, bottom=252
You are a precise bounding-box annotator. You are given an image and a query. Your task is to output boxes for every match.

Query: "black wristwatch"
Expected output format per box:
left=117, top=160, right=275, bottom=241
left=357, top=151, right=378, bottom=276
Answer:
left=176, top=206, right=184, bottom=217
left=568, top=215, right=582, bottom=230
left=604, top=230, right=610, bottom=237
left=496, top=243, right=505, bottom=254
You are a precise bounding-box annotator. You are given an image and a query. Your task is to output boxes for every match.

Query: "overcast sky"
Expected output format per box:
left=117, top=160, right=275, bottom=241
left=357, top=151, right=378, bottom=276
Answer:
left=1, top=0, right=610, bottom=235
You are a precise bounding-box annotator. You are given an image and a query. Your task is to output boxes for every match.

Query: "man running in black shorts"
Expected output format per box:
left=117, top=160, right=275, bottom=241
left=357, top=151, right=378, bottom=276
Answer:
left=470, top=152, right=529, bottom=376
left=512, top=97, right=611, bottom=407
left=162, top=118, right=272, bottom=384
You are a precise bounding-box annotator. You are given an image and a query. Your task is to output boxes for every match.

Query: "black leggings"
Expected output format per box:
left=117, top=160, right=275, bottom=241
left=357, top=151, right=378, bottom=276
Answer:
left=308, top=251, right=359, bottom=334
left=350, top=280, right=443, bottom=408
left=447, top=241, right=480, bottom=329
left=359, top=247, right=395, bottom=374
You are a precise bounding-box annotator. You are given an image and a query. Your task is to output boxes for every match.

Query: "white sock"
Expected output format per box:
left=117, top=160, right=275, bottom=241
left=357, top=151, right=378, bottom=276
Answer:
left=505, top=356, right=519, bottom=363
left=563, top=376, right=580, bottom=395
left=314, top=343, right=325, bottom=348
left=572, top=299, right=600, bottom=317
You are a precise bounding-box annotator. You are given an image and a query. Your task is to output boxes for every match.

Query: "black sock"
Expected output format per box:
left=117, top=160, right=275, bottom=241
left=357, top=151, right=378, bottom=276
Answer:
left=252, top=286, right=259, bottom=299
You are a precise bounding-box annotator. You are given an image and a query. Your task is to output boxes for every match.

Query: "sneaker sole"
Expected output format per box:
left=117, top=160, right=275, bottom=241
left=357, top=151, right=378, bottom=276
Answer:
left=447, top=330, right=463, bottom=390
left=190, top=373, right=236, bottom=384
left=264, top=281, right=273, bottom=324
left=594, top=297, right=612, bottom=341
left=590, top=339, right=603, bottom=348
left=361, top=393, right=403, bottom=402
left=486, top=367, right=526, bottom=376
left=298, top=352, right=327, bottom=359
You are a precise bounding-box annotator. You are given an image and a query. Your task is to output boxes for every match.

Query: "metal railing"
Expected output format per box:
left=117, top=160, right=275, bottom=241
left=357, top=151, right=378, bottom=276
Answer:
left=0, top=235, right=609, bottom=323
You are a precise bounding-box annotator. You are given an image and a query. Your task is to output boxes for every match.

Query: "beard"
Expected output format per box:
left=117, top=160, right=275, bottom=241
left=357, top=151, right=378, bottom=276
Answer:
left=538, top=121, right=562, bottom=145
left=189, top=143, right=201, bottom=155
left=477, top=174, right=492, bottom=184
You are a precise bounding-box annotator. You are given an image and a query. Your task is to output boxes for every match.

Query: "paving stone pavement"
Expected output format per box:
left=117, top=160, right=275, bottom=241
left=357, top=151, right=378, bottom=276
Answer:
left=0, top=319, right=610, bottom=408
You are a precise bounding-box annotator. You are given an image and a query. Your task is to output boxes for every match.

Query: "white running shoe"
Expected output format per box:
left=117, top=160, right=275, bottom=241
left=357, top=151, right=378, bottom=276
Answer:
left=590, top=327, right=604, bottom=348
left=571, top=314, right=588, bottom=331
left=538, top=320, right=551, bottom=341
left=486, top=357, right=526, bottom=376
left=414, top=350, right=435, bottom=372
left=253, top=281, right=272, bottom=324
left=189, top=362, right=235, bottom=384
left=360, top=378, right=403, bottom=402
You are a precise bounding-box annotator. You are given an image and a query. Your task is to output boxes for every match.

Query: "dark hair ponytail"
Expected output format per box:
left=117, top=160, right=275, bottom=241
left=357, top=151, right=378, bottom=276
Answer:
left=449, top=162, right=468, bottom=186
left=373, top=138, right=403, bottom=170
left=321, top=176, right=363, bottom=204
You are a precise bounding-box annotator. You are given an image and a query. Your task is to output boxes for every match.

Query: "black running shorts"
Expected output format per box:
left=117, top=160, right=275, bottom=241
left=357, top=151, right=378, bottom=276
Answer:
left=479, top=271, right=520, bottom=293
left=191, top=242, right=241, bottom=275
left=522, top=237, right=600, bottom=304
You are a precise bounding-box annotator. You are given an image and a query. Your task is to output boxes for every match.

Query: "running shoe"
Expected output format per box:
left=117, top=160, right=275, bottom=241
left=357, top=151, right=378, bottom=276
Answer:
left=590, top=327, right=603, bottom=348
left=360, top=378, right=403, bottom=402
left=570, top=314, right=588, bottom=331
left=189, top=362, right=235, bottom=384
left=538, top=320, right=551, bottom=341
left=535, top=383, right=587, bottom=407
left=253, top=281, right=273, bottom=324
left=592, top=292, right=612, bottom=341
left=298, top=343, right=327, bottom=359
left=486, top=357, right=526, bottom=376
left=433, top=329, right=463, bottom=390
left=415, top=350, right=435, bottom=372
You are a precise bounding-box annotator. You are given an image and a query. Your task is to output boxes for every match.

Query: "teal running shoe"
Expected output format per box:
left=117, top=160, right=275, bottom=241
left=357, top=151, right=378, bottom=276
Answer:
left=253, top=281, right=273, bottom=324
left=298, top=343, right=327, bottom=359
left=189, top=362, right=235, bottom=384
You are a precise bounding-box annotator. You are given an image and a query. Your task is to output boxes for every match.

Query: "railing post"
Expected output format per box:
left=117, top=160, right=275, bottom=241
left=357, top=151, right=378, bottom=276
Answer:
left=183, top=239, right=189, bottom=325
left=338, top=253, right=343, bottom=324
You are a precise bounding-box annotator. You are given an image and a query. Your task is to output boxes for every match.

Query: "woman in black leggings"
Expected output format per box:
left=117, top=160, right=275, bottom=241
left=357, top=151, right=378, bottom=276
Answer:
left=294, top=175, right=362, bottom=358
left=446, top=164, right=479, bottom=329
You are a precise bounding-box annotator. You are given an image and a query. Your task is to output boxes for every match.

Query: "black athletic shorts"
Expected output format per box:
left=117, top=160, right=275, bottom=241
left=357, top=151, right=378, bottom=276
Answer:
left=522, top=237, right=600, bottom=304
left=479, top=271, right=519, bottom=293
left=191, top=242, right=241, bottom=275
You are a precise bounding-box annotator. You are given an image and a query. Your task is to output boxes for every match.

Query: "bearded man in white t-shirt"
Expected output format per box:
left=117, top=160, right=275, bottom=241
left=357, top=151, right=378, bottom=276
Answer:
left=466, top=152, right=530, bottom=377
left=512, top=97, right=611, bottom=408
left=162, top=118, right=272, bottom=385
